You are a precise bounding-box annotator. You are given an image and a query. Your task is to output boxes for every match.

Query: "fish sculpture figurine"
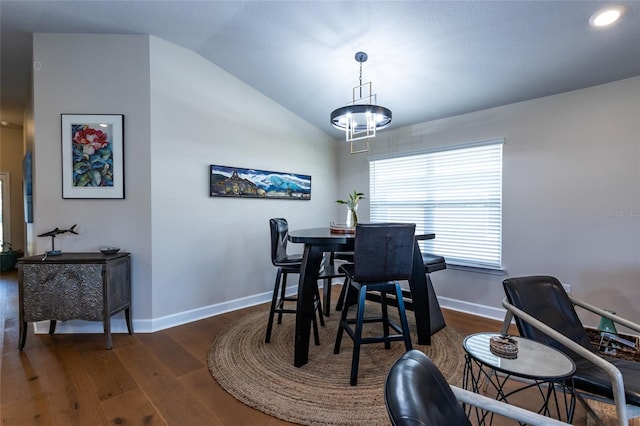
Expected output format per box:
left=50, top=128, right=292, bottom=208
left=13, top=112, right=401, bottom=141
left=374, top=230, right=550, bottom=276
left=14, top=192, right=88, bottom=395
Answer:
left=37, top=224, right=78, bottom=256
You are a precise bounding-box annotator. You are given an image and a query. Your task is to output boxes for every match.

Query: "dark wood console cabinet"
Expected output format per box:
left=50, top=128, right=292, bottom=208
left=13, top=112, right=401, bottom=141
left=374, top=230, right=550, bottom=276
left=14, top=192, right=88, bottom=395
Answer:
left=18, top=252, right=133, bottom=350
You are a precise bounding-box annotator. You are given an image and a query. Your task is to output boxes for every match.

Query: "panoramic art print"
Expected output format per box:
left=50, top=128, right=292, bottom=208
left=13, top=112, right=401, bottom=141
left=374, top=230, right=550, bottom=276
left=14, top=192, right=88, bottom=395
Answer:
left=61, top=114, right=124, bottom=199
left=209, top=165, right=311, bottom=200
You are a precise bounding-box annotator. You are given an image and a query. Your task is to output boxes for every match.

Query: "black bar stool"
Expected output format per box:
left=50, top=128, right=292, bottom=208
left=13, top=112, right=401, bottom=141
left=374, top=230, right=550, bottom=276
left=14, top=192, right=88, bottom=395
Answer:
left=265, top=218, right=323, bottom=344
left=334, top=223, right=415, bottom=386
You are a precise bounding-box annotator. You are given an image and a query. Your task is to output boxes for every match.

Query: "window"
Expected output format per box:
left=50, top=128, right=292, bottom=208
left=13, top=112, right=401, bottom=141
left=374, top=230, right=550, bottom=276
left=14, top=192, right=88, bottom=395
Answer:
left=369, top=139, right=503, bottom=270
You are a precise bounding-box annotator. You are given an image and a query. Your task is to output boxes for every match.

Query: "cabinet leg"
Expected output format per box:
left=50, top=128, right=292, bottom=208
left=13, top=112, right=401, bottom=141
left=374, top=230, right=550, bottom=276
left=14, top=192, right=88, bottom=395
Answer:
left=48, top=320, right=57, bottom=335
left=104, top=317, right=113, bottom=350
left=19, top=321, right=27, bottom=350
left=125, top=307, right=133, bottom=335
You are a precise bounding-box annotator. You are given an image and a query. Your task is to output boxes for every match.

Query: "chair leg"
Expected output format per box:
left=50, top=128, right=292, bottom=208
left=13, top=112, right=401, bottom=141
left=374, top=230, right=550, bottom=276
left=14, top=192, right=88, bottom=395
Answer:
left=314, top=284, right=325, bottom=327
left=501, top=309, right=514, bottom=334
left=334, top=283, right=355, bottom=354
left=323, top=276, right=331, bottom=317
left=265, top=268, right=283, bottom=343
left=335, top=277, right=349, bottom=311
left=394, top=283, right=413, bottom=351
left=267, top=266, right=322, bottom=345
left=380, top=290, right=391, bottom=349
left=312, top=306, right=320, bottom=346
left=277, top=271, right=289, bottom=324
left=350, top=284, right=368, bottom=386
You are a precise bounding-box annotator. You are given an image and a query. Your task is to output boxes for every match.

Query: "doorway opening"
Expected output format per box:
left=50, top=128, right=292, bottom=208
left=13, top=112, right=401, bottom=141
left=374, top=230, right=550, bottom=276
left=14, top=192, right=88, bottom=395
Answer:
left=0, top=172, right=11, bottom=248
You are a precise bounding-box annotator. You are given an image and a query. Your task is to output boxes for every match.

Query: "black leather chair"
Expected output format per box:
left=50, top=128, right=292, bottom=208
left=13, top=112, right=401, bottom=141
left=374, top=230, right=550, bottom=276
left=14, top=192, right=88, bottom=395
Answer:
left=265, top=218, right=323, bottom=344
left=502, top=275, right=640, bottom=426
left=385, top=350, right=570, bottom=426
left=334, top=223, right=415, bottom=386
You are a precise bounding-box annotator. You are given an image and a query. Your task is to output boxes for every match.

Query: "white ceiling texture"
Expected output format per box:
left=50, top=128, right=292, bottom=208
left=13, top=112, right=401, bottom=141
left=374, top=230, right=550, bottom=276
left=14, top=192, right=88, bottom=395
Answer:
left=1, top=1, right=639, bottom=138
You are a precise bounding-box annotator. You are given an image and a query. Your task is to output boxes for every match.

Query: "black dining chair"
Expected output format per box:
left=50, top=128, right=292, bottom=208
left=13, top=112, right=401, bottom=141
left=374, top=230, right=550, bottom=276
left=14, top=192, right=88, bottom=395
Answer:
left=265, top=218, right=323, bottom=344
left=334, top=223, right=415, bottom=386
left=385, top=350, right=571, bottom=426
left=502, top=275, right=640, bottom=426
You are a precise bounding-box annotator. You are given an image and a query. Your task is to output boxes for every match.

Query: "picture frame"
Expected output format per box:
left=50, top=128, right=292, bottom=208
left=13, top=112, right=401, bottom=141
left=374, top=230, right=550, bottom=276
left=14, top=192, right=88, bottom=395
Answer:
left=61, top=114, right=124, bottom=199
left=210, top=165, right=311, bottom=200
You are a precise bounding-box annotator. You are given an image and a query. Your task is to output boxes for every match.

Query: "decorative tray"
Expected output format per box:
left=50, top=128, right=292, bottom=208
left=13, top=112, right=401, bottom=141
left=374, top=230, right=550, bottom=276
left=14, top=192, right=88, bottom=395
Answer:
left=99, top=246, right=121, bottom=255
left=489, top=334, right=519, bottom=359
left=329, top=222, right=355, bottom=234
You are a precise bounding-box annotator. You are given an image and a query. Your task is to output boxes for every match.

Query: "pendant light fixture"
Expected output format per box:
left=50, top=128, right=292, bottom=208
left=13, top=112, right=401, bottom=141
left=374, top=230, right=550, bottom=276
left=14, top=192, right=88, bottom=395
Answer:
left=330, top=51, right=392, bottom=154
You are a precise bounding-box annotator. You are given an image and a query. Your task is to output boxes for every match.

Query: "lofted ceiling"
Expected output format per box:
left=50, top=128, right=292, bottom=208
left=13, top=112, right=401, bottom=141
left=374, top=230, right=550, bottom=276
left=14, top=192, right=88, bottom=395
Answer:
left=1, top=1, right=639, bottom=139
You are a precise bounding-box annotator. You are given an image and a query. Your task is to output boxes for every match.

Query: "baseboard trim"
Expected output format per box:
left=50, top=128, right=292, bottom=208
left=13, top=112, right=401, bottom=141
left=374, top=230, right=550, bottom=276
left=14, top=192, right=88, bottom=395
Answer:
left=33, top=288, right=277, bottom=334
left=437, top=296, right=507, bottom=323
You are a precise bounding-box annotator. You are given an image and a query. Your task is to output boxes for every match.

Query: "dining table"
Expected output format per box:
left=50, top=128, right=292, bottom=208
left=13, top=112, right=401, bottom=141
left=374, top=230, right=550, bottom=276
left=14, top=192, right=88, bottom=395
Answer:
left=288, top=227, right=447, bottom=367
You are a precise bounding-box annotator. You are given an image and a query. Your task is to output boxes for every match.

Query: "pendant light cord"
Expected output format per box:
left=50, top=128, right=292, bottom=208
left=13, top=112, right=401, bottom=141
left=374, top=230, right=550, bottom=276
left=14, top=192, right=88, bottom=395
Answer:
left=354, top=51, right=368, bottom=100
left=359, top=61, right=363, bottom=99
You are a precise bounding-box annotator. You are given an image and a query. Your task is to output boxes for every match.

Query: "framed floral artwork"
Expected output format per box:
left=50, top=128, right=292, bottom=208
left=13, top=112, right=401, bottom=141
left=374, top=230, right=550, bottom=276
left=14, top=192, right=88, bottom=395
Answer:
left=61, top=114, right=124, bottom=199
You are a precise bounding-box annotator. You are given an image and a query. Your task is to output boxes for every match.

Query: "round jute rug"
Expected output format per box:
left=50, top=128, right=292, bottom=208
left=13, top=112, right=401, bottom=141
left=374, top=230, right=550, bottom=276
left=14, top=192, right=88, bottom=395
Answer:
left=207, top=302, right=465, bottom=425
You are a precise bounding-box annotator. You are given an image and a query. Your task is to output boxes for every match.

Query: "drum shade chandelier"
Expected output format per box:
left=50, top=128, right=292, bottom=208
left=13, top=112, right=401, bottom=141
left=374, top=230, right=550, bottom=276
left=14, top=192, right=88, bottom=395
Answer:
left=330, top=52, right=392, bottom=154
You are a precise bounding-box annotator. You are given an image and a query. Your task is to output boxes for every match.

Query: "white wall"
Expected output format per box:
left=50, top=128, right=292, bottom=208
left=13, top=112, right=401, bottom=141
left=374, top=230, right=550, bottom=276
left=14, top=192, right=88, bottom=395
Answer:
left=30, top=32, right=639, bottom=334
left=148, top=37, right=339, bottom=326
left=31, top=33, right=341, bottom=333
left=33, top=33, right=153, bottom=330
left=338, top=76, right=640, bottom=327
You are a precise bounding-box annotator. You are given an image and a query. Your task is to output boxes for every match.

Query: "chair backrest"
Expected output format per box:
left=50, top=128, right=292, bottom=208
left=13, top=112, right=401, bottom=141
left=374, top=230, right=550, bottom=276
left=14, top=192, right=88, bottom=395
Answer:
left=385, top=350, right=471, bottom=426
left=353, top=223, right=415, bottom=282
left=502, top=275, right=596, bottom=359
left=269, top=218, right=290, bottom=266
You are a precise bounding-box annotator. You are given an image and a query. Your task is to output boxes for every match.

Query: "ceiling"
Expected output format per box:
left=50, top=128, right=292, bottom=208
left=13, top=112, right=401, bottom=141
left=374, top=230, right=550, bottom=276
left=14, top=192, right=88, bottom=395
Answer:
left=1, top=1, right=639, bottom=138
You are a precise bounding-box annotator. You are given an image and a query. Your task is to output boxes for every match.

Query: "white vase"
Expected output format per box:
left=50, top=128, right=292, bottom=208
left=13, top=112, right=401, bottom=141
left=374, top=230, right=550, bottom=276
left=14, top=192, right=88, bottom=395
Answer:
left=346, top=205, right=359, bottom=228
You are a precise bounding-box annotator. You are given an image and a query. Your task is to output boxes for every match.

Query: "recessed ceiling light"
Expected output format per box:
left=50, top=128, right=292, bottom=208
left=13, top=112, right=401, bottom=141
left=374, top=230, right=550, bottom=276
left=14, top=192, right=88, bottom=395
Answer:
left=590, top=6, right=625, bottom=27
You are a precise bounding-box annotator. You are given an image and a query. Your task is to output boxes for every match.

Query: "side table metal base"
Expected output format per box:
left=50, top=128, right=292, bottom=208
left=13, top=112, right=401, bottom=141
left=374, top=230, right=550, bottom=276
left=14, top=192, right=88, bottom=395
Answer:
left=463, top=353, right=576, bottom=425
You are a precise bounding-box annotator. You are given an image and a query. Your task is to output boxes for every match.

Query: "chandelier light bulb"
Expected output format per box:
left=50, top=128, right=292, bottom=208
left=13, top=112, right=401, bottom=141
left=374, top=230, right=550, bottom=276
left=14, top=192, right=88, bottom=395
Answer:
left=590, top=6, right=624, bottom=27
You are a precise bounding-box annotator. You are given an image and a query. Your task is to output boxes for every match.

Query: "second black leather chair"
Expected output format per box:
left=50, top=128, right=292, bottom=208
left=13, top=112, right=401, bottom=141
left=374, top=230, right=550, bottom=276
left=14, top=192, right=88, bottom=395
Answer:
left=334, top=223, right=416, bottom=385
left=502, top=275, right=640, bottom=424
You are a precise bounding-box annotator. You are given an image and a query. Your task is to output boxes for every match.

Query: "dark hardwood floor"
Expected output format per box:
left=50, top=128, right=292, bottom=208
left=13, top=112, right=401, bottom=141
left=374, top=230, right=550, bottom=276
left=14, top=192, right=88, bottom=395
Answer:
left=1, top=269, right=588, bottom=425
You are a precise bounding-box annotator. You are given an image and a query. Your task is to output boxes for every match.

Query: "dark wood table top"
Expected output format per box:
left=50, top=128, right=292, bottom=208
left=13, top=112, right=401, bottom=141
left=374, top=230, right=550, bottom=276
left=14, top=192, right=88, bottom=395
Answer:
left=288, top=227, right=354, bottom=244
left=289, top=227, right=434, bottom=244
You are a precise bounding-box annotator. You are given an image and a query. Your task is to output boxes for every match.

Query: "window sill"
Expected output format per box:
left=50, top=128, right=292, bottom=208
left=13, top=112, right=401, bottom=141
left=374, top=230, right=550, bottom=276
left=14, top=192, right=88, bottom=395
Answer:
left=446, top=263, right=505, bottom=275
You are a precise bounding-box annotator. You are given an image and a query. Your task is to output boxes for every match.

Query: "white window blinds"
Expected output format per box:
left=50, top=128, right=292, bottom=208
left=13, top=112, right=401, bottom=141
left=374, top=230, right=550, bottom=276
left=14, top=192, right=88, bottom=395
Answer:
left=369, top=139, right=503, bottom=270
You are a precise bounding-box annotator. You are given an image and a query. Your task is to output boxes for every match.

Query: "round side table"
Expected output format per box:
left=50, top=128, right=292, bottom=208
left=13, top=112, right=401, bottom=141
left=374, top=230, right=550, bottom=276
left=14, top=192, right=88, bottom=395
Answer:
left=463, top=332, right=576, bottom=425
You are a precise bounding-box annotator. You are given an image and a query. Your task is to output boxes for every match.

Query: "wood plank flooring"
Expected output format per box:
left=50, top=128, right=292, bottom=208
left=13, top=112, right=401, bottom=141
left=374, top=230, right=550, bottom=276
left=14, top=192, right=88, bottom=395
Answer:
left=1, top=269, right=588, bottom=425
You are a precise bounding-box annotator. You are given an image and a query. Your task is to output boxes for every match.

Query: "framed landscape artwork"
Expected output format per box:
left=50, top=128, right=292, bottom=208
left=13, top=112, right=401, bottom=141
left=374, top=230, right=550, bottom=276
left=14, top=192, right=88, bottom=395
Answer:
left=61, top=114, right=124, bottom=199
left=210, top=165, right=311, bottom=200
